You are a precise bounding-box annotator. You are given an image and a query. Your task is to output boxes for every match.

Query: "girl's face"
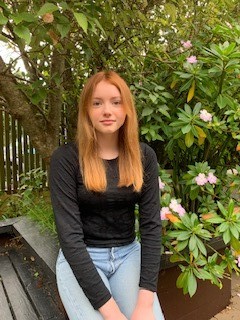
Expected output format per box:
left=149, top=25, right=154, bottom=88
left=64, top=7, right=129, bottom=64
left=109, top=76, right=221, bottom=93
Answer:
left=88, top=80, right=126, bottom=138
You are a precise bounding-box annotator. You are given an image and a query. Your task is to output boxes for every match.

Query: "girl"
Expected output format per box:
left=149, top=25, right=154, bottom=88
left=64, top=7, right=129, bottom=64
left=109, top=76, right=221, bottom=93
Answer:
left=50, top=71, right=164, bottom=320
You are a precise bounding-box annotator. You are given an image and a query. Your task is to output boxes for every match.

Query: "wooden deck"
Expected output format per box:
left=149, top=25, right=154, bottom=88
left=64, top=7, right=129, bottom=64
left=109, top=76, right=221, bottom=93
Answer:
left=0, top=219, right=68, bottom=320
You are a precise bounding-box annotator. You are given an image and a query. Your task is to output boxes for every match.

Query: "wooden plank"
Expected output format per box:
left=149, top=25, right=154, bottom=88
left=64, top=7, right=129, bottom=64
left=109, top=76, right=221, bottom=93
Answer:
left=13, top=217, right=59, bottom=278
left=9, top=249, right=66, bottom=320
left=0, top=217, right=20, bottom=234
left=0, top=280, right=14, bottom=320
left=0, top=255, right=38, bottom=320
left=4, top=113, right=11, bottom=193
left=0, top=110, right=5, bottom=192
left=11, top=117, right=18, bottom=192
left=23, top=132, right=29, bottom=174
left=17, top=121, right=24, bottom=177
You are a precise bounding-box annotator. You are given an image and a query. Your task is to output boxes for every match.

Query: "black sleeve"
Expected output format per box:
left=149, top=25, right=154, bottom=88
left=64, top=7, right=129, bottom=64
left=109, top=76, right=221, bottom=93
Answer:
left=138, top=143, right=161, bottom=292
left=49, top=144, right=111, bottom=309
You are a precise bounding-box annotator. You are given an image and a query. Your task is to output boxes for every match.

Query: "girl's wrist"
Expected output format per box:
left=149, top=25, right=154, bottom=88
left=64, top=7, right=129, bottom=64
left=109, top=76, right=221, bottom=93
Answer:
left=137, top=289, right=154, bottom=307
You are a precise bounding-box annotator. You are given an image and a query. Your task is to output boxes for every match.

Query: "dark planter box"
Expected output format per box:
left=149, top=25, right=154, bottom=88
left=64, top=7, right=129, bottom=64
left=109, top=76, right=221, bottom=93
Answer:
left=157, top=239, right=231, bottom=320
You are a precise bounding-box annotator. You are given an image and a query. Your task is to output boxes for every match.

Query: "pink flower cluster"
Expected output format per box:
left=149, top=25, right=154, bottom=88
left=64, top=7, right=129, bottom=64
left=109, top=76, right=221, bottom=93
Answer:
left=199, top=109, right=212, bottom=122
left=195, top=172, right=217, bottom=186
left=187, top=56, right=197, bottom=64
left=181, top=40, right=193, bottom=49
left=160, top=199, right=186, bottom=220
left=158, top=177, right=165, bottom=190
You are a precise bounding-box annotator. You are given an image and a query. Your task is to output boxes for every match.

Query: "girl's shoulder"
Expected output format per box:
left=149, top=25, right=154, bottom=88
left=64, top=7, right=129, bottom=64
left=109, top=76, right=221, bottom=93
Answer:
left=140, top=142, right=157, bottom=158
left=51, top=142, right=78, bottom=164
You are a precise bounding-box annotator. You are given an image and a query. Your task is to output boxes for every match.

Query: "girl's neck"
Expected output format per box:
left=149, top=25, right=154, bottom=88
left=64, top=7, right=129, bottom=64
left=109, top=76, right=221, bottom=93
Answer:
left=96, top=132, right=119, bottom=160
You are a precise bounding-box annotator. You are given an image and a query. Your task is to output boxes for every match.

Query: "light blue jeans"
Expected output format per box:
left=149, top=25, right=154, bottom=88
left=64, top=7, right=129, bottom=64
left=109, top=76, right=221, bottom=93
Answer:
left=56, top=240, right=165, bottom=320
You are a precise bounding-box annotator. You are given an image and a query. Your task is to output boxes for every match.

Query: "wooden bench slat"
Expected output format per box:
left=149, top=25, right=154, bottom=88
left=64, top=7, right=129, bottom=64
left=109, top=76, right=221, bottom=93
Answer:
left=9, top=249, right=66, bottom=320
left=0, top=280, right=14, bottom=320
left=0, top=255, right=38, bottom=320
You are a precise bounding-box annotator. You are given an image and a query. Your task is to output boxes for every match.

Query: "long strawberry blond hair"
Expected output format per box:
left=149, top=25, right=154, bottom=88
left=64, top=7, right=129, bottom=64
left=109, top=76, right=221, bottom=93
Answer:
left=76, top=70, right=143, bottom=192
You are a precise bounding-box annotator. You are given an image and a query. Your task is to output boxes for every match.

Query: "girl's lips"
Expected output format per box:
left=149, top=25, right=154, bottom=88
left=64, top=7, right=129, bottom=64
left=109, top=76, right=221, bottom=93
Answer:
left=100, top=120, right=115, bottom=124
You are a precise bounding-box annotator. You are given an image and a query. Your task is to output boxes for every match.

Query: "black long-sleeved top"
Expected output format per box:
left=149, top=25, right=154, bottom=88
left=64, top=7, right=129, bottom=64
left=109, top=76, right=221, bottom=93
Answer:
left=49, top=142, right=161, bottom=310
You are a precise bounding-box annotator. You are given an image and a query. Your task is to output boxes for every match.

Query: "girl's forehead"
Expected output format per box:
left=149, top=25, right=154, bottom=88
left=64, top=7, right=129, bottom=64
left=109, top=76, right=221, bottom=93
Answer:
left=93, top=81, right=121, bottom=97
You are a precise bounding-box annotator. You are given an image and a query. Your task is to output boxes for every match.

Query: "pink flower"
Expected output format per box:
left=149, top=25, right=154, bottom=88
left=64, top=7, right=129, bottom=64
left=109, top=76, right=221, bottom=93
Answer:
left=169, top=199, right=179, bottom=211
left=169, top=199, right=186, bottom=216
left=176, top=205, right=186, bottom=216
left=199, top=109, right=213, bottom=122
left=207, top=173, right=217, bottom=184
left=158, top=177, right=165, bottom=190
left=187, top=55, right=197, bottom=64
left=160, top=207, right=171, bottom=220
left=195, top=173, right=208, bottom=186
left=181, top=40, right=192, bottom=49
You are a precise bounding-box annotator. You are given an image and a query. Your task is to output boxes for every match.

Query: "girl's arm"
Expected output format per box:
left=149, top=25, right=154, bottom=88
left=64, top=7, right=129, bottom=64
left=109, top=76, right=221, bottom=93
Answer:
left=49, top=144, right=112, bottom=310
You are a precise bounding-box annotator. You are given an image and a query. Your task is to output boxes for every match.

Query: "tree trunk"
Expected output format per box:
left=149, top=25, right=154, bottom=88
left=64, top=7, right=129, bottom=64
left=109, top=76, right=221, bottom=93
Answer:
left=0, top=47, right=66, bottom=165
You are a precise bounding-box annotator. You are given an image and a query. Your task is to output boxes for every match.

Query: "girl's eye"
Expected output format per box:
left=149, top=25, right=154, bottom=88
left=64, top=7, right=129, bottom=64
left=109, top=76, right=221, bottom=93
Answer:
left=93, top=101, right=102, bottom=107
left=112, top=100, right=122, bottom=106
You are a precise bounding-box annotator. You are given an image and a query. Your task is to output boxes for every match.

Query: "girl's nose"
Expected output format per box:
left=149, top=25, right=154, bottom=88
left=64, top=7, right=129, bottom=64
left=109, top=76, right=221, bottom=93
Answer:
left=102, top=103, right=112, bottom=115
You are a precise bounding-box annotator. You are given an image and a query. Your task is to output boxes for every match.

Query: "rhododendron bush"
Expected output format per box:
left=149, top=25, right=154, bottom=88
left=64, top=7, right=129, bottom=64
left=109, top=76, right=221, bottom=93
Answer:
left=132, top=22, right=240, bottom=297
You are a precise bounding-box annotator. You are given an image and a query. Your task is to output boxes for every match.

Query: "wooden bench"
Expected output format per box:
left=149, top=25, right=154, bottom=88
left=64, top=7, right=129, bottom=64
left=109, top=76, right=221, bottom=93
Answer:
left=0, top=217, right=68, bottom=320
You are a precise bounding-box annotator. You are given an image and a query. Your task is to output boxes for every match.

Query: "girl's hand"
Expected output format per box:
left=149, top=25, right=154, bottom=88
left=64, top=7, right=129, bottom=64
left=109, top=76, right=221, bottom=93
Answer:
left=131, top=289, right=155, bottom=320
left=99, top=297, right=128, bottom=320
left=131, top=306, right=155, bottom=320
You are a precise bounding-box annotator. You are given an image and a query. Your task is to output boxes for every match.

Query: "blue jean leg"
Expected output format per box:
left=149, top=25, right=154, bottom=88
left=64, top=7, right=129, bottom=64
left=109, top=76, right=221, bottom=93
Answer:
left=56, top=241, right=165, bottom=320
left=56, top=250, right=105, bottom=320
left=105, top=242, right=164, bottom=319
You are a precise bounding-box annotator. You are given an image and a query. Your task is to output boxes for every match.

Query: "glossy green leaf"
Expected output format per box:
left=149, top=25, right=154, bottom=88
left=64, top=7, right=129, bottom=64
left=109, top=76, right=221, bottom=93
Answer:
left=73, top=12, right=88, bottom=33
left=38, top=3, right=59, bottom=16
left=13, top=25, right=31, bottom=44
left=185, top=131, right=194, bottom=148
left=188, top=272, right=197, bottom=297
left=0, top=12, right=8, bottom=25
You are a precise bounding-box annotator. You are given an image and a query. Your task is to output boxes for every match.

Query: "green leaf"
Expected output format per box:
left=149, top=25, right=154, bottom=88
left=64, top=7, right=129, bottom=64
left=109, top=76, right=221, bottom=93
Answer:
left=217, top=201, right=228, bottom=217
left=10, top=13, right=36, bottom=24
left=13, top=25, right=31, bottom=45
left=230, top=225, right=239, bottom=239
left=217, top=222, right=229, bottom=233
left=73, top=12, right=88, bottom=34
left=217, top=94, right=228, bottom=109
left=177, top=231, right=191, bottom=241
left=223, top=229, right=231, bottom=244
left=185, top=131, right=194, bottom=148
left=56, top=23, right=70, bottom=38
left=230, top=236, right=240, bottom=251
left=181, top=124, right=192, bottom=134
left=206, top=217, right=225, bottom=224
left=196, top=269, right=212, bottom=280
left=190, top=185, right=199, bottom=200
left=188, top=272, right=197, bottom=297
left=170, top=254, right=185, bottom=263
left=149, top=93, right=157, bottom=103
left=0, top=12, right=8, bottom=25
left=142, top=107, right=153, bottom=117
left=176, top=271, right=188, bottom=289
left=189, top=235, right=197, bottom=252
left=176, top=240, right=189, bottom=251
left=196, top=237, right=207, bottom=256
left=164, top=3, right=177, bottom=22
left=193, top=102, right=202, bottom=115
left=37, top=3, right=59, bottom=16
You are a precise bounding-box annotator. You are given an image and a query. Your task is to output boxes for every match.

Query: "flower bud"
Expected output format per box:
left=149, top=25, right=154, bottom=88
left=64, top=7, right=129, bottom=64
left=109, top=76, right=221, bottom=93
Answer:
left=42, top=13, right=54, bottom=23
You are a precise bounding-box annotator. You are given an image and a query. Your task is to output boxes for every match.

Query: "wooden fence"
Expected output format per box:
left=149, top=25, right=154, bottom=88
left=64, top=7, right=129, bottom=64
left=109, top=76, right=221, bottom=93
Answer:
left=0, top=110, right=46, bottom=193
